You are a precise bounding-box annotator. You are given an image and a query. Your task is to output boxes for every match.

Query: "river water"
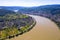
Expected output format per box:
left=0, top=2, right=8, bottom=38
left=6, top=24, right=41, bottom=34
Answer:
left=9, top=15, right=60, bottom=40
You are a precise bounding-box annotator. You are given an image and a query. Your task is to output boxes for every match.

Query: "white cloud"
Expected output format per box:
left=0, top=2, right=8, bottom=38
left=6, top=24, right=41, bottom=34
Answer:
left=0, top=0, right=60, bottom=7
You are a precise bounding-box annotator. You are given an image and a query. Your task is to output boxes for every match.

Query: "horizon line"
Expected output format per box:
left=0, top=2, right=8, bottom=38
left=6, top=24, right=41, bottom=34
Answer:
left=0, top=4, right=60, bottom=7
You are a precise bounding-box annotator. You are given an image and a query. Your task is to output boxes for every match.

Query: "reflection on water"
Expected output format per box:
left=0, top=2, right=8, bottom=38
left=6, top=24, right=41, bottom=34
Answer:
left=9, top=15, right=60, bottom=40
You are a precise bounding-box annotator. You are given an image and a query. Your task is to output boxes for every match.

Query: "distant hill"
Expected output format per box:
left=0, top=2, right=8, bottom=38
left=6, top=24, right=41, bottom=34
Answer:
left=0, top=9, right=15, bottom=16
left=18, top=5, right=60, bottom=15
left=0, top=5, right=60, bottom=14
left=0, top=6, right=26, bottom=10
left=0, top=5, right=60, bottom=15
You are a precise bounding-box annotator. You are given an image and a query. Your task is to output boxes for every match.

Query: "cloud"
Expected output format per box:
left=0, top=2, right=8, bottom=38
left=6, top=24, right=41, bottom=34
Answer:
left=0, top=0, right=60, bottom=7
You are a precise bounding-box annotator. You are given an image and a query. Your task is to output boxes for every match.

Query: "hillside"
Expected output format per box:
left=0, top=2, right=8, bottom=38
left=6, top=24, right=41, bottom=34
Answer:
left=0, top=9, right=15, bottom=16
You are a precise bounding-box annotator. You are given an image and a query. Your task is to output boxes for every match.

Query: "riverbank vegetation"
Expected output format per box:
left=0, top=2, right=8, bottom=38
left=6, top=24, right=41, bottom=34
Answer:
left=0, top=14, right=36, bottom=40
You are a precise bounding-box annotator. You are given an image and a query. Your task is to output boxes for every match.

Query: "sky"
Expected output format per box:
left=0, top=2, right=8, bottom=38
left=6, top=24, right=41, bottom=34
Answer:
left=0, top=0, right=60, bottom=7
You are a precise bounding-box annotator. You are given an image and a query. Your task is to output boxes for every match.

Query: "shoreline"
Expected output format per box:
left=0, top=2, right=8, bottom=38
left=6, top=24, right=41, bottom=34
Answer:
left=5, top=15, right=36, bottom=40
left=0, top=14, right=36, bottom=40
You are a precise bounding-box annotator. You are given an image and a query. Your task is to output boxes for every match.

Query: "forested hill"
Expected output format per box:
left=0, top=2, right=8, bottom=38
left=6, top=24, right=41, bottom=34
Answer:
left=0, top=9, right=15, bottom=16
left=0, top=5, right=60, bottom=15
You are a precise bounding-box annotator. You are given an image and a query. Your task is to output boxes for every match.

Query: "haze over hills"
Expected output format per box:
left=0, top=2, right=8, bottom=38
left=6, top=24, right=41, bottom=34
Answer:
left=0, top=4, right=60, bottom=28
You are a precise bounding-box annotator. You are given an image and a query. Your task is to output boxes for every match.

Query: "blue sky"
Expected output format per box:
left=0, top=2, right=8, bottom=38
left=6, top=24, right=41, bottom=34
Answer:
left=0, top=0, right=60, bottom=7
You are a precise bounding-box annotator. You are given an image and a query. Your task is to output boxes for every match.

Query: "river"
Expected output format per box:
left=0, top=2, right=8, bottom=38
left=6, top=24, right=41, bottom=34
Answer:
left=9, top=15, right=60, bottom=40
